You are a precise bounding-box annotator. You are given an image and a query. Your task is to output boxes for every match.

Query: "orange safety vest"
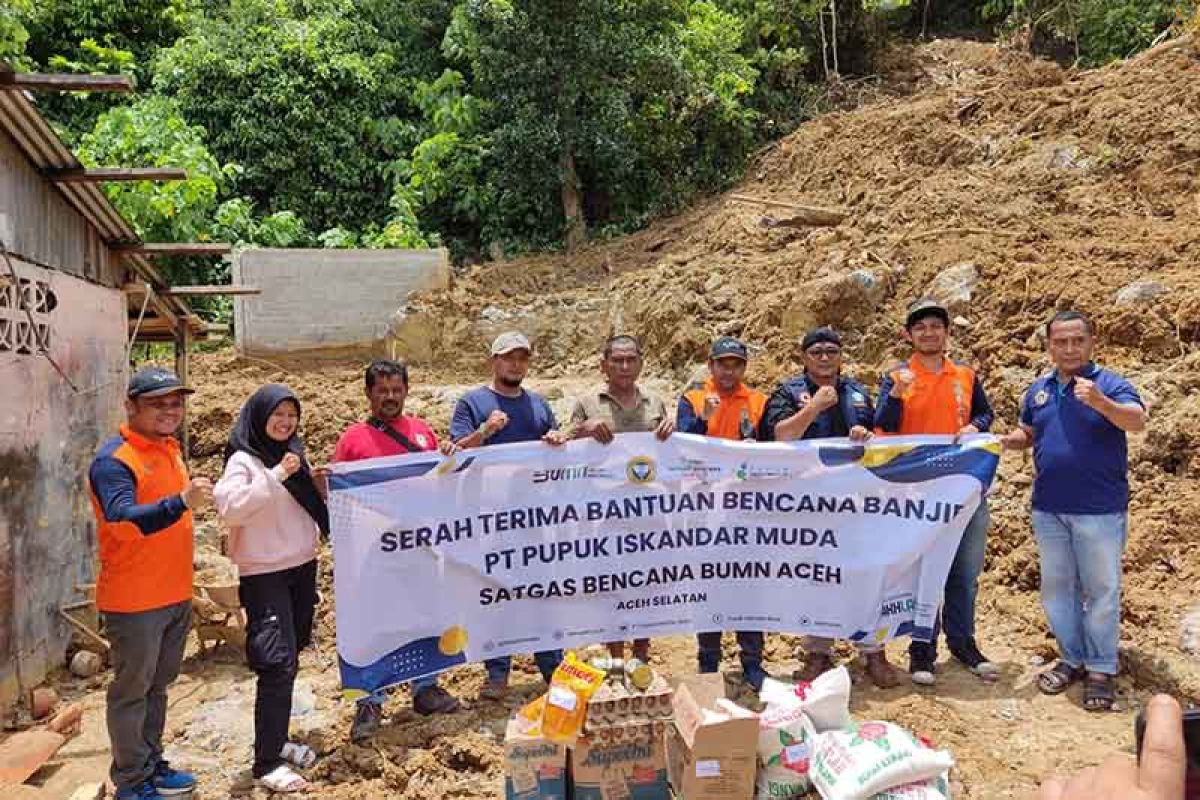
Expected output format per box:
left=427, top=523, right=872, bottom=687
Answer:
left=883, top=357, right=976, bottom=436
left=684, top=378, right=768, bottom=440
left=88, top=425, right=194, bottom=613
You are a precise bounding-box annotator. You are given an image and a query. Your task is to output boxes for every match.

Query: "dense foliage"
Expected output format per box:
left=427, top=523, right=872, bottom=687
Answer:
left=5, top=0, right=1194, bottom=291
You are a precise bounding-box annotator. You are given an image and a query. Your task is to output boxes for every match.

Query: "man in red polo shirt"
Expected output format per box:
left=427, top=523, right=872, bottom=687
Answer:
left=332, top=359, right=459, bottom=741
left=875, top=299, right=998, bottom=687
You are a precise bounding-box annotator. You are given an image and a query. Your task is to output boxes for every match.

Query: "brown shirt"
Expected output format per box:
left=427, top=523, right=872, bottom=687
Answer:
left=571, top=386, right=669, bottom=433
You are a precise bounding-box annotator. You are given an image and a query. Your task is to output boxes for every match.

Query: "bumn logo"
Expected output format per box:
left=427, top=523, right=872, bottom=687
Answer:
left=626, top=456, right=656, bottom=484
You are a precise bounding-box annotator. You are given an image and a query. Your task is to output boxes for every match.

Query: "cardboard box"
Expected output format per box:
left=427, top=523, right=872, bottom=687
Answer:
left=504, top=719, right=569, bottom=800
left=665, top=675, right=758, bottom=800
left=572, top=720, right=671, bottom=800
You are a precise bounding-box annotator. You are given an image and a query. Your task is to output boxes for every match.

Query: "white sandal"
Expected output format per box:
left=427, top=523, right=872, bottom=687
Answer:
left=258, top=764, right=309, bottom=793
left=280, top=742, right=317, bottom=769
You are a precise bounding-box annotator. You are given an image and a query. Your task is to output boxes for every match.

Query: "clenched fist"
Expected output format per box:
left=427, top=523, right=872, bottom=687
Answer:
left=811, top=385, right=838, bottom=411
left=890, top=368, right=915, bottom=398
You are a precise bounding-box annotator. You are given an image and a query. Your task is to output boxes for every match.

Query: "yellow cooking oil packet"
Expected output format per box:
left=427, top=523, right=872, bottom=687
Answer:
left=541, top=652, right=605, bottom=744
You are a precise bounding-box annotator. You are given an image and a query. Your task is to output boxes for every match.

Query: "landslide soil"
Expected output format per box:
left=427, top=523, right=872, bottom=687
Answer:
left=39, top=36, right=1200, bottom=800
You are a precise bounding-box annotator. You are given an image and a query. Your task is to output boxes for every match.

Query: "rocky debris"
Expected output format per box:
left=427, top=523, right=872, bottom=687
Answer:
left=925, top=262, right=980, bottom=314
left=1182, top=603, right=1200, bottom=656
left=69, top=651, right=103, bottom=679
left=1116, top=279, right=1169, bottom=306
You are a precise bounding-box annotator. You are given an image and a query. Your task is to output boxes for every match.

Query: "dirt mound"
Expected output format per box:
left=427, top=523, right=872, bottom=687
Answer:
left=165, top=37, right=1200, bottom=799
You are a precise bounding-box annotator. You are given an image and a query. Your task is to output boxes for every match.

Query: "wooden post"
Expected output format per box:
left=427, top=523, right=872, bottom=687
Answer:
left=174, top=325, right=191, bottom=460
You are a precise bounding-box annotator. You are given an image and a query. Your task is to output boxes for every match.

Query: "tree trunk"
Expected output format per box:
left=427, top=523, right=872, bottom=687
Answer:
left=560, top=146, right=586, bottom=251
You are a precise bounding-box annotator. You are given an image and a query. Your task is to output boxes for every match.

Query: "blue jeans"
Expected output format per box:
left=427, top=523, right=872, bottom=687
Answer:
left=911, top=501, right=990, bottom=659
left=1032, top=510, right=1127, bottom=675
left=485, top=651, right=563, bottom=685
left=359, top=675, right=439, bottom=710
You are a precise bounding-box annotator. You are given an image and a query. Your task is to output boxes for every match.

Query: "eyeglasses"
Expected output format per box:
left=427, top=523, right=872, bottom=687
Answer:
left=805, top=347, right=842, bottom=359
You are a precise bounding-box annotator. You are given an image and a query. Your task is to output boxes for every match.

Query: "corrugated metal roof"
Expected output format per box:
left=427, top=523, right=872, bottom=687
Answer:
left=0, top=70, right=205, bottom=337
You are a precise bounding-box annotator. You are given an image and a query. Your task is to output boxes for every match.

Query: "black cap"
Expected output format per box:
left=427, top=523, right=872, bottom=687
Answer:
left=127, top=367, right=194, bottom=399
left=801, top=327, right=842, bottom=351
left=709, top=336, right=748, bottom=361
left=905, top=298, right=950, bottom=329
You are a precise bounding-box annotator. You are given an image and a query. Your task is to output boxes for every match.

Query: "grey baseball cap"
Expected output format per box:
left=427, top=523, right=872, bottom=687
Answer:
left=127, top=367, right=194, bottom=399
left=490, top=331, right=532, bottom=356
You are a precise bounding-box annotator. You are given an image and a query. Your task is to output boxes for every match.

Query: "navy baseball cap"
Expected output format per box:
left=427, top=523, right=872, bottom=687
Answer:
left=710, top=337, right=749, bottom=361
left=127, top=367, right=194, bottom=399
left=905, top=298, right=950, bottom=329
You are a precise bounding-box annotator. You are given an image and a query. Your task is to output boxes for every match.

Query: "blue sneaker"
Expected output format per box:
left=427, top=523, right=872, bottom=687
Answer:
left=115, top=781, right=163, bottom=800
left=152, top=760, right=196, bottom=796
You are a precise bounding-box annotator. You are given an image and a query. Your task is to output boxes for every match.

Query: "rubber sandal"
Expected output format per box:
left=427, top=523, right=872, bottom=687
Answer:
left=1083, top=673, right=1115, bottom=712
left=258, top=764, right=309, bottom=793
left=280, top=742, right=317, bottom=769
left=1037, top=661, right=1083, bottom=695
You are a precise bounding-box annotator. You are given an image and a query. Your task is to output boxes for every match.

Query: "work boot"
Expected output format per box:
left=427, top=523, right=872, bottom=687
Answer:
left=350, top=699, right=383, bottom=743
left=413, top=685, right=460, bottom=716
left=909, top=642, right=937, bottom=687
left=864, top=651, right=901, bottom=689
left=949, top=638, right=1000, bottom=679
left=798, top=652, right=834, bottom=683
left=151, top=761, right=196, bottom=797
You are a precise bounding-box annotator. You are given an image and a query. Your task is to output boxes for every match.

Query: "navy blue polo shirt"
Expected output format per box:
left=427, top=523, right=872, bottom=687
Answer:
left=1019, top=363, right=1143, bottom=514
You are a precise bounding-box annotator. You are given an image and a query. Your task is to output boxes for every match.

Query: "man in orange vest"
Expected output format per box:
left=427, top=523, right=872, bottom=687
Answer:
left=88, top=368, right=212, bottom=800
left=875, top=300, right=999, bottom=687
left=677, top=337, right=769, bottom=689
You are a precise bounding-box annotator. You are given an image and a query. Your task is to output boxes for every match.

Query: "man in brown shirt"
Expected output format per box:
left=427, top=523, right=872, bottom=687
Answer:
left=571, top=334, right=674, bottom=660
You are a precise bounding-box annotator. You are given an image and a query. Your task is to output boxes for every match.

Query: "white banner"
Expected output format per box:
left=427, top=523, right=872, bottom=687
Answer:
left=328, top=433, right=999, bottom=696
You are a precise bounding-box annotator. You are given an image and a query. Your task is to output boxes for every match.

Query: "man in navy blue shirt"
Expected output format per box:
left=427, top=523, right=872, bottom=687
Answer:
left=760, top=327, right=900, bottom=688
left=1002, top=310, right=1146, bottom=712
left=450, top=331, right=566, bottom=700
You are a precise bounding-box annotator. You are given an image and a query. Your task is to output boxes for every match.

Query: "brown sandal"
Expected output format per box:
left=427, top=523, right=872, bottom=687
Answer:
left=1037, top=661, right=1083, bottom=695
left=865, top=651, right=901, bottom=689
left=1083, top=672, right=1115, bottom=712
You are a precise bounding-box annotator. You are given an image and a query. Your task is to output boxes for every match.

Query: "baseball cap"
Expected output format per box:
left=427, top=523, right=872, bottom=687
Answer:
left=710, top=336, right=749, bottom=361
left=905, top=298, right=950, bottom=329
left=490, top=331, right=532, bottom=356
left=127, top=367, right=194, bottom=399
left=801, top=327, right=842, bottom=351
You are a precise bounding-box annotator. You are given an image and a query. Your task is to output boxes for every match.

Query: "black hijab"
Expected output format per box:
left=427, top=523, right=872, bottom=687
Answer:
left=225, top=383, right=329, bottom=536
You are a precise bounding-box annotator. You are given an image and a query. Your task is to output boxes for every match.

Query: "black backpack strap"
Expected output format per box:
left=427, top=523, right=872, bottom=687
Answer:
left=367, top=417, right=424, bottom=454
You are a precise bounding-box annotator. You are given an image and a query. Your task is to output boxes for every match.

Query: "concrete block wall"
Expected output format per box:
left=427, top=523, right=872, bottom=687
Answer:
left=233, top=248, right=450, bottom=355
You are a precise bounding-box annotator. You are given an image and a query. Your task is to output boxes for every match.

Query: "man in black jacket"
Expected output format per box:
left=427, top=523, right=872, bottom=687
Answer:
left=759, top=327, right=900, bottom=687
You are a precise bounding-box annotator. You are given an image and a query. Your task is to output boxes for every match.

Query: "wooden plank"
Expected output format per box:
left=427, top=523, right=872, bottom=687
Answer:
left=0, top=730, right=67, bottom=784
left=161, top=285, right=261, bottom=297
left=47, top=167, right=188, bottom=183
left=113, top=243, right=232, bottom=257
left=729, top=193, right=849, bottom=225
left=175, top=325, right=192, bottom=458
left=0, top=72, right=132, bottom=92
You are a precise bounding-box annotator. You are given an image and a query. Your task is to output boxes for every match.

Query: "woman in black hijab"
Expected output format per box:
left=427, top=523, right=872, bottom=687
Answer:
left=214, top=384, right=327, bottom=792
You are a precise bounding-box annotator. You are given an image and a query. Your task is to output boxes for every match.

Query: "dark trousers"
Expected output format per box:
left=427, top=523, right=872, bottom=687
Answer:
left=696, top=631, right=764, bottom=675
left=911, top=502, right=990, bottom=659
left=104, top=600, right=192, bottom=792
left=239, top=559, right=317, bottom=778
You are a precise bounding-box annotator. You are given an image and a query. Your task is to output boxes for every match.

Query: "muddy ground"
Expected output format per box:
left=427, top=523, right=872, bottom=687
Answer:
left=12, top=35, right=1200, bottom=800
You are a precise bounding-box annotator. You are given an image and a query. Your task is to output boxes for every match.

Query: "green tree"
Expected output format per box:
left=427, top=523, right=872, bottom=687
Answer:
left=0, top=0, right=32, bottom=64
left=152, top=0, right=413, bottom=234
